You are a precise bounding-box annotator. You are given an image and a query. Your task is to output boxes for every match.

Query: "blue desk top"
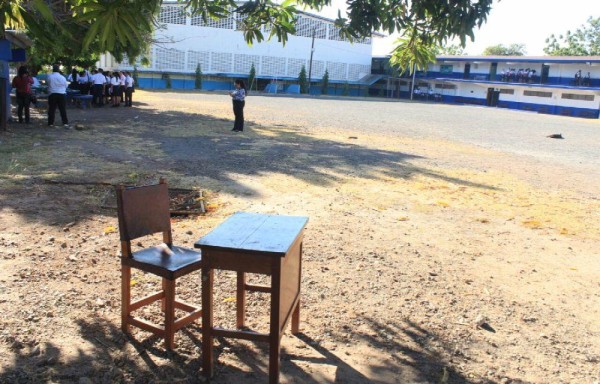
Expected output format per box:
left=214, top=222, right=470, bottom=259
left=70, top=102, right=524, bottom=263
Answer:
left=195, top=212, right=308, bottom=256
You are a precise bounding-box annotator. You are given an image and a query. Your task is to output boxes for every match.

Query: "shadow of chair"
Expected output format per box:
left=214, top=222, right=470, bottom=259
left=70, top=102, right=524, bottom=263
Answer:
left=115, top=178, right=203, bottom=350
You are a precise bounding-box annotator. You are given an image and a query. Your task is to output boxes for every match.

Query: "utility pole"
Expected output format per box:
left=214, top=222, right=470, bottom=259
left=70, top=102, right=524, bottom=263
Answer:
left=410, top=63, right=416, bottom=100
left=308, top=28, right=316, bottom=94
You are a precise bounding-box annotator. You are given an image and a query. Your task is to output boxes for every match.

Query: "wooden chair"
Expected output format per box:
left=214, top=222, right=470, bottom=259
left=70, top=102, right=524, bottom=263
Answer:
left=115, top=179, right=203, bottom=349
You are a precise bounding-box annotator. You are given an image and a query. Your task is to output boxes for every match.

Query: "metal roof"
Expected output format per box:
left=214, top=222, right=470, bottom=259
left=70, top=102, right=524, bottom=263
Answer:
left=436, top=55, right=600, bottom=64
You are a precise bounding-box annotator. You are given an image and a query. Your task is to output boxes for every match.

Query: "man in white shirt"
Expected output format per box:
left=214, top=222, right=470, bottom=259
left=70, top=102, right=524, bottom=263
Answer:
left=91, top=68, right=106, bottom=106
left=46, top=64, right=69, bottom=127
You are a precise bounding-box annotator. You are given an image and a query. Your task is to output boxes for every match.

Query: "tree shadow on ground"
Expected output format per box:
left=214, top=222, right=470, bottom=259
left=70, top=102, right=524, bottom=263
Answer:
left=0, top=103, right=500, bottom=228
left=0, top=313, right=522, bottom=383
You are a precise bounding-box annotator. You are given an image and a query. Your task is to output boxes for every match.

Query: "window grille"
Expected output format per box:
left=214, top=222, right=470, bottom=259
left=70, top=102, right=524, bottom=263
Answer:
left=211, top=52, right=233, bottom=72
left=187, top=50, right=210, bottom=72
left=260, top=56, right=286, bottom=76
left=347, top=64, right=370, bottom=80
left=310, top=60, right=325, bottom=78
left=118, top=54, right=143, bottom=69
left=287, top=58, right=307, bottom=77
left=326, top=61, right=347, bottom=80
left=294, top=16, right=328, bottom=39
left=191, top=14, right=234, bottom=29
left=154, top=47, right=185, bottom=71
left=561, top=93, right=594, bottom=101
left=524, top=90, right=552, bottom=98
left=234, top=54, right=260, bottom=74
left=235, top=12, right=248, bottom=31
left=328, top=25, right=348, bottom=42
left=159, top=6, right=186, bottom=25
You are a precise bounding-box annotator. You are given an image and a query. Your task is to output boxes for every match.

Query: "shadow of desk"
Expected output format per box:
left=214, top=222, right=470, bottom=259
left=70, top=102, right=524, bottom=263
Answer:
left=195, top=212, right=308, bottom=384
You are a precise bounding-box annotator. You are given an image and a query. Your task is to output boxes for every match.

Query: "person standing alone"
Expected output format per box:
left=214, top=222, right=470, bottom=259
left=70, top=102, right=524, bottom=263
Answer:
left=229, top=79, right=246, bottom=132
left=11, top=66, right=33, bottom=124
left=46, top=64, right=69, bottom=128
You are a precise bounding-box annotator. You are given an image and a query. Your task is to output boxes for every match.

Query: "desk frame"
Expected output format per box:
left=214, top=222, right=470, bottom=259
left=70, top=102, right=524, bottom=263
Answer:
left=198, top=223, right=304, bottom=384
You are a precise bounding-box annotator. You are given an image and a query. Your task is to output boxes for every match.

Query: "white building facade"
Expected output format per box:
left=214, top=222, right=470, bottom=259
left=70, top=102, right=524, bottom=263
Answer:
left=100, top=2, right=378, bottom=93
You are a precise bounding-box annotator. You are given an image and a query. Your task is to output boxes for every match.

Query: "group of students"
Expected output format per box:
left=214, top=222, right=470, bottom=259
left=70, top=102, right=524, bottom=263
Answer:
left=68, top=68, right=135, bottom=107
left=500, top=68, right=537, bottom=83
left=574, top=70, right=592, bottom=87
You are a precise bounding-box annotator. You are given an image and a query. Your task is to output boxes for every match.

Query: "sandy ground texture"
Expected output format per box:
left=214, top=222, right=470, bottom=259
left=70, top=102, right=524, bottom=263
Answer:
left=1, top=90, right=599, bottom=384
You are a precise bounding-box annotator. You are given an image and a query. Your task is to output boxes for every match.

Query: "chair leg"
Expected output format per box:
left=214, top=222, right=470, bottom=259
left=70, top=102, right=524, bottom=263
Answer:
left=161, top=278, right=168, bottom=312
left=164, top=279, right=176, bottom=350
left=121, top=265, right=131, bottom=334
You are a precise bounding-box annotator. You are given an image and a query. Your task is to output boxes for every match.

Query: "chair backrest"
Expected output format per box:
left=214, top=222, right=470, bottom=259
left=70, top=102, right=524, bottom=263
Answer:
left=115, top=180, right=172, bottom=249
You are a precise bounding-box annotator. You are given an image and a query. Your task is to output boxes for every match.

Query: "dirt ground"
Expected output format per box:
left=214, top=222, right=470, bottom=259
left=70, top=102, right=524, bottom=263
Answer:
left=1, top=90, right=599, bottom=384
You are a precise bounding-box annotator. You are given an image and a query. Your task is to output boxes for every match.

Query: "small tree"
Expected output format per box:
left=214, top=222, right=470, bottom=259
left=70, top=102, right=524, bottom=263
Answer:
left=248, top=63, right=256, bottom=92
left=320, top=69, right=329, bottom=95
left=298, top=65, right=309, bottom=94
left=195, top=63, right=203, bottom=90
left=342, top=82, right=350, bottom=96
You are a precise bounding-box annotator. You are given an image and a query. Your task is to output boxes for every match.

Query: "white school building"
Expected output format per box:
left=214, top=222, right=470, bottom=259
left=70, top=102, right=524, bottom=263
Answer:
left=99, top=2, right=382, bottom=95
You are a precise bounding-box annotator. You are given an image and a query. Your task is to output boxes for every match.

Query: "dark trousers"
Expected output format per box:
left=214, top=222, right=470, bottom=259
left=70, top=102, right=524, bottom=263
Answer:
left=124, top=87, right=133, bottom=106
left=92, top=84, right=104, bottom=105
left=233, top=100, right=245, bottom=131
left=16, top=92, right=31, bottom=123
left=48, top=93, right=68, bottom=125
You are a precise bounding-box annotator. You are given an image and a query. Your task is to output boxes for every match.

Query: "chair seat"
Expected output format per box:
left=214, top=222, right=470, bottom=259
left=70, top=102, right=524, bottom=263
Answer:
left=124, top=245, right=202, bottom=279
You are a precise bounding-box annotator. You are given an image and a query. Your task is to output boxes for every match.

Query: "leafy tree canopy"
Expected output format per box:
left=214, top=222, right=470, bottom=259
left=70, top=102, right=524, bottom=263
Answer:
left=544, top=16, right=599, bottom=56
left=437, top=43, right=467, bottom=56
left=482, top=43, right=526, bottom=56
left=3, top=0, right=494, bottom=66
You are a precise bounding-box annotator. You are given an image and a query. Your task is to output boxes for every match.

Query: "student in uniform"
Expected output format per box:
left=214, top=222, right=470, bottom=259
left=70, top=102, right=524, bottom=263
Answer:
left=124, top=71, right=134, bottom=107
left=110, top=72, right=121, bottom=107
left=91, top=68, right=105, bottom=106
left=229, top=79, right=246, bottom=132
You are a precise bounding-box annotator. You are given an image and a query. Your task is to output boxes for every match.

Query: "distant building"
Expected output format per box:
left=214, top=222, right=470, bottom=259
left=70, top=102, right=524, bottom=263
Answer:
left=375, top=55, right=600, bottom=119
left=100, top=2, right=383, bottom=95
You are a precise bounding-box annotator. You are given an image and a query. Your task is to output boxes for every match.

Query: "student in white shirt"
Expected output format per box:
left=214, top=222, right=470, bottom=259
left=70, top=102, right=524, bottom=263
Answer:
left=110, top=72, right=121, bottom=107
left=46, top=64, right=69, bottom=127
left=91, top=69, right=106, bottom=106
left=124, top=71, right=134, bottom=107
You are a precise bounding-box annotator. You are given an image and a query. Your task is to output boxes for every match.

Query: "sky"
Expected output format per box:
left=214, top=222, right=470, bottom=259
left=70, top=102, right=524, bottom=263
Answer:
left=313, top=0, right=598, bottom=56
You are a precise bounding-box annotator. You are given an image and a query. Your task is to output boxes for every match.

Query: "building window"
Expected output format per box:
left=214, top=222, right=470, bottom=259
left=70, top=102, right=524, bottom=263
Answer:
left=440, top=65, right=453, bottom=74
left=561, top=93, right=594, bottom=101
left=434, top=83, right=456, bottom=90
left=524, top=90, right=552, bottom=98
left=159, top=6, right=186, bottom=25
left=500, top=89, right=514, bottom=95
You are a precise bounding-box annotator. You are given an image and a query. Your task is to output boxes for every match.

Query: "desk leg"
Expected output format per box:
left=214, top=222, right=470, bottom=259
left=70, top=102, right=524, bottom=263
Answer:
left=292, top=241, right=302, bottom=334
left=201, top=268, right=214, bottom=379
left=236, top=272, right=246, bottom=328
left=291, top=299, right=300, bottom=334
left=269, top=266, right=281, bottom=384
